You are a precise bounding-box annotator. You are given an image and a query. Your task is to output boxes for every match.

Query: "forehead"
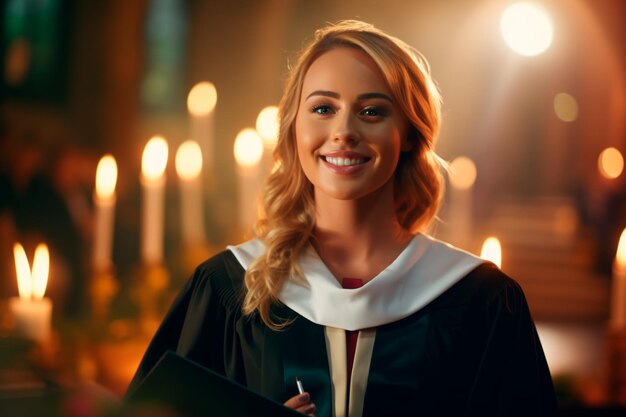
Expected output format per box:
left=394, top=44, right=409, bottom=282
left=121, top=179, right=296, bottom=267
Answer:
left=300, top=47, right=391, bottom=97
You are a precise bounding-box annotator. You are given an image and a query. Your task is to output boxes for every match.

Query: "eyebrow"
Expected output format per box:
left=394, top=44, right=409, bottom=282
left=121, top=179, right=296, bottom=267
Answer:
left=305, top=90, right=393, bottom=103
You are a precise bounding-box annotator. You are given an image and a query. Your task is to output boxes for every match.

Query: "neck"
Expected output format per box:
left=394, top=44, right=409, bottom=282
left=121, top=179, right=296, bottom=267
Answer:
left=312, top=181, right=414, bottom=281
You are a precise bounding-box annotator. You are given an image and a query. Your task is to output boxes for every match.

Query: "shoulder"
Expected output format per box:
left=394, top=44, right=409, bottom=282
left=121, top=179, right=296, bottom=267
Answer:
left=434, top=262, right=529, bottom=314
left=185, top=250, right=246, bottom=309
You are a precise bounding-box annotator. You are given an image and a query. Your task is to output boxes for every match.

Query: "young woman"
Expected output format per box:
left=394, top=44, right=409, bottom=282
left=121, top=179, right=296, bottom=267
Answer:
left=127, top=20, right=557, bottom=417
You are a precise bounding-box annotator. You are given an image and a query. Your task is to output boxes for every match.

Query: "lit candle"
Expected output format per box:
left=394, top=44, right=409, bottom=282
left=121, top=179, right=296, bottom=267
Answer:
left=233, top=128, right=264, bottom=234
left=93, top=155, right=118, bottom=271
left=175, top=140, right=206, bottom=247
left=141, top=136, right=168, bottom=265
left=256, top=105, right=280, bottom=177
left=448, top=156, right=477, bottom=248
left=10, top=243, right=52, bottom=342
left=610, top=229, right=626, bottom=330
left=188, top=82, right=217, bottom=170
left=480, top=237, right=502, bottom=269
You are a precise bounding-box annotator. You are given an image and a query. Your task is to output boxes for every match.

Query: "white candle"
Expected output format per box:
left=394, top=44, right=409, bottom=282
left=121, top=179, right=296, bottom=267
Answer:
left=188, top=82, right=217, bottom=171
left=233, top=128, right=264, bottom=234
left=175, top=140, right=206, bottom=246
left=10, top=243, right=52, bottom=342
left=610, top=228, right=626, bottom=330
left=141, top=136, right=169, bottom=265
left=93, top=155, right=118, bottom=271
left=448, top=156, right=477, bottom=248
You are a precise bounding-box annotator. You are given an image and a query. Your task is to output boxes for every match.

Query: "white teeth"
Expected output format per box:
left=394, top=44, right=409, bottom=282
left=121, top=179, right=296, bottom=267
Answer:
left=324, top=156, right=366, bottom=167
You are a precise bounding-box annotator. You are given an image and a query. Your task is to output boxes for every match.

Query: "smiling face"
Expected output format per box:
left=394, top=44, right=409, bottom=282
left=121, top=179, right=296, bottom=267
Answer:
left=295, top=47, right=409, bottom=203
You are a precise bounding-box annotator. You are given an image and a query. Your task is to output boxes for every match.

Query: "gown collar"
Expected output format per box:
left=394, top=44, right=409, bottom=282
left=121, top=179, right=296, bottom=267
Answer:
left=227, top=233, right=485, bottom=331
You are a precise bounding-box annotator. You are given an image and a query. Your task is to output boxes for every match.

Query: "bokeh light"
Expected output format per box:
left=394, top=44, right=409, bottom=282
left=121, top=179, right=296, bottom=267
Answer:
left=553, top=93, right=579, bottom=122
left=95, top=155, right=118, bottom=200
left=449, top=156, right=477, bottom=190
left=175, top=140, right=203, bottom=180
left=234, top=128, right=264, bottom=168
left=142, top=136, right=169, bottom=181
left=598, top=147, right=624, bottom=179
left=481, top=237, right=502, bottom=268
left=187, top=82, right=217, bottom=116
left=500, top=2, right=553, bottom=56
left=256, top=106, right=280, bottom=147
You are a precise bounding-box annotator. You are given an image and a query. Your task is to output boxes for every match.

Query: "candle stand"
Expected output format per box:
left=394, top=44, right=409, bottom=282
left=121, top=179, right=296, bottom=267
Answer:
left=89, top=267, right=119, bottom=324
left=133, top=264, right=170, bottom=333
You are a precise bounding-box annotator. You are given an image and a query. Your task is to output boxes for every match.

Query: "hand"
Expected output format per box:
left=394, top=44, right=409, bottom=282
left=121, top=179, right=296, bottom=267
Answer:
left=283, top=392, right=316, bottom=416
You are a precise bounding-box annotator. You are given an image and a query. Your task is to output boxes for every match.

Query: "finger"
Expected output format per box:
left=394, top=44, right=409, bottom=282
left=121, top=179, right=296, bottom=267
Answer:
left=283, top=392, right=311, bottom=409
left=294, top=402, right=316, bottom=415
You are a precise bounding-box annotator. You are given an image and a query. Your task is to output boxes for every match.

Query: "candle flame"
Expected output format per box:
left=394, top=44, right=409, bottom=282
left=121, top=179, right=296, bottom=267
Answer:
left=234, top=128, right=264, bottom=168
left=617, top=228, right=626, bottom=269
left=14, top=243, right=32, bottom=298
left=256, top=105, right=279, bottom=146
left=13, top=243, right=49, bottom=299
left=95, top=154, right=118, bottom=199
left=142, top=136, right=169, bottom=181
left=481, top=237, right=502, bottom=268
left=31, top=244, right=49, bottom=300
left=187, top=82, right=217, bottom=116
left=176, top=140, right=203, bottom=180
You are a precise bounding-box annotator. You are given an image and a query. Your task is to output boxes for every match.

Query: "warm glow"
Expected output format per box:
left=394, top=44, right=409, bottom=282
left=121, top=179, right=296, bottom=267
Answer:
left=617, top=229, right=626, bottom=269
left=14, top=243, right=32, bottom=299
left=13, top=243, right=49, bottom=299
left=481, top=237, right=502, bottom=268
left=553, top=93, right=578, bottom=122
left=598, top=147, right=624, bottom=179
left=31, top=244, right=49, bottom=300
left=187, top=82, right=217, bottom=116
left=500, top=2, right=553, bottom=56
left=175, top=140, right=203, bottom=180
left=256, top=106, right=280, bottom=146
left=234, top=128, right=264, bottom=168
left=142, top=136, right=169, bottom=181
left=95, top=155, right=118, bottom=199
left=449, top=156, right=477, bottom=190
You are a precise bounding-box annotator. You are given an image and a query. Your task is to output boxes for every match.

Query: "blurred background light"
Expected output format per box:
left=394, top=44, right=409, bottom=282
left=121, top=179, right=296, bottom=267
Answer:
left=187, top=81, right=217, bottom=116
left=175, top=140, right=203, bottom=180
left=480, top=237, right=502, bottom=268
left=449, top=156, right=477, bottom=190
left=141, top=136, right=169, bottom=180
left=256, top=105, right=280, bottom=148
left=598, top=147, right=624, bottom=179
left=500, top=2, right=553, bottom=56
left=553, top=92, right=579, bottom=122
left=234, top=128, right=263, bottom=168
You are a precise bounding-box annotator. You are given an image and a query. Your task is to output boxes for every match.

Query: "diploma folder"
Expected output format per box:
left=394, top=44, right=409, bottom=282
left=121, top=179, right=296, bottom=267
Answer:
left=125, top=351, right=303, bottom=417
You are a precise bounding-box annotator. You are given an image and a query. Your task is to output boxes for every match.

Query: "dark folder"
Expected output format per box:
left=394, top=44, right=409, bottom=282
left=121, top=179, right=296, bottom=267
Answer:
left=125, top=351, right=303, bottom=417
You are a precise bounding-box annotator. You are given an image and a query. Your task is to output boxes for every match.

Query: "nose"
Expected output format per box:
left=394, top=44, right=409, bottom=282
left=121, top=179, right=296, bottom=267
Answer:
left=332, top=112, right=359, bottom=146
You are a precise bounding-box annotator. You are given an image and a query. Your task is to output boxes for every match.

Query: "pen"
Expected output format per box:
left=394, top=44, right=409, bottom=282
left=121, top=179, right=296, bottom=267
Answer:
left=296, top=376, right=304, bottom=395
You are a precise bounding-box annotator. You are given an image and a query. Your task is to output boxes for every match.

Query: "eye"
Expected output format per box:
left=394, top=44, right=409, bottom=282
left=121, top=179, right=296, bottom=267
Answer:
left=311, top=104, right=334, bottom=115
left=360, top=106, right=388, bottom=118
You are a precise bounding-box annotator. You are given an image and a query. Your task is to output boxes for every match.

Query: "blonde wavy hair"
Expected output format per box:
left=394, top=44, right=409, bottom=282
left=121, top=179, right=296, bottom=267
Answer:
left=242, top=20, right=444, bottom=328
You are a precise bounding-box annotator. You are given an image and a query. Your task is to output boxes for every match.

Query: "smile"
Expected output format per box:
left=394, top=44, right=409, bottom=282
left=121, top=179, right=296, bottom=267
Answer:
left=321, top=156, right=369, bottom=167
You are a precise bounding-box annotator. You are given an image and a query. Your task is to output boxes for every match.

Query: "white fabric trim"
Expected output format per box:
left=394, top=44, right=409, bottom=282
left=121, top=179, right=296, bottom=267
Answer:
left=227, top=233, right=485, bottom=331
left=349, top=329, right=375, bottom=417
left=324, top=327, right=347, bottom=417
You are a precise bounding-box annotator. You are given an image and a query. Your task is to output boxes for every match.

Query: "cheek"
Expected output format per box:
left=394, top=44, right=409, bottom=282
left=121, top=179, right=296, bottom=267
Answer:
left=295, top=115, right=324, bottom=157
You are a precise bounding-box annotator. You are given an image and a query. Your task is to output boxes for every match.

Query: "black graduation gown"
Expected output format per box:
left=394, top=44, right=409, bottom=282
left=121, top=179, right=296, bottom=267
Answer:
left=126, top=250, right=558, bottom=417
